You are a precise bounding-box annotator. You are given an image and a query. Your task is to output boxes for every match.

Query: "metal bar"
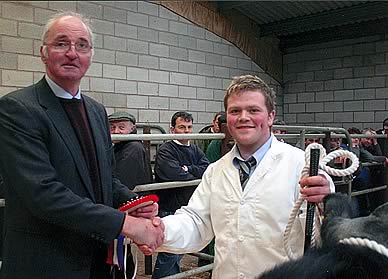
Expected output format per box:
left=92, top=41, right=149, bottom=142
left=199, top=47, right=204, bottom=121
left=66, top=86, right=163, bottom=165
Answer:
left=133, top=179, right=201, bottom=193
left=160, top=263, right=213, bottom=279
left=189, top=252, right=214, bottom=262
left=111, top=133, right=225, bottom=141
left=145, top=254, right=153, bottom=275
left=351, top=185, right=388, bottom=197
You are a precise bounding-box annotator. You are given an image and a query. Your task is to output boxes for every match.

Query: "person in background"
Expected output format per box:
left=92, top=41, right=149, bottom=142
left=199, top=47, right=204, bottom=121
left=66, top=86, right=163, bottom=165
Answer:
left=361, top=128, right=383, bottom=156
left=272, top=119, right=287, bottom=142
left=347, top=127, right=387, bottom=215
left=360, top=127, right=387, bottom=209
left=0, top=12, right=163, bottom=279
left=145, top=75, right=334, bottom=278
left=205, top=113, right=228, bottom=163
left=376, top=118, right=388, bottom=156
left=200, top=111, right=226, bottom=134
left=304, top=135, right=321, bottom=148
left=376, top=118, right=388, bottom=135
left=109, top=111, right=152, bottom=190
left=152, top=111, right=209, bottom=278
left=197, top=111, right=226, bottom=153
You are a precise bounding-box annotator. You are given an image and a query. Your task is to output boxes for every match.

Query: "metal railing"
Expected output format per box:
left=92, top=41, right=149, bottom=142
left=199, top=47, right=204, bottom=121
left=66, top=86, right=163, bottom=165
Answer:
left=0, top=125, right=386, bottom=278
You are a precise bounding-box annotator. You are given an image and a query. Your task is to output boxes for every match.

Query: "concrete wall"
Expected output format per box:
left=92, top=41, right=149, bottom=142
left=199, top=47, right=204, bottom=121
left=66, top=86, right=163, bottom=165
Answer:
left=283, top=34, right=388, bottom=130
left=0, top=1, right=282, bottom=132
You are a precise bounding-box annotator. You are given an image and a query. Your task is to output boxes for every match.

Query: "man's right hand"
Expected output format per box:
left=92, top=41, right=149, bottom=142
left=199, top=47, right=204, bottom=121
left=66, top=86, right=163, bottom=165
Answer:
left=121, top=215, right=164, bottom=252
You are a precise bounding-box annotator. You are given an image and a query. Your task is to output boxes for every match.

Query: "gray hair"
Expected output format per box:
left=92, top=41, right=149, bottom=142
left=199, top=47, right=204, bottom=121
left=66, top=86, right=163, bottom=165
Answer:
left=41, top=11, right=94, bottom=56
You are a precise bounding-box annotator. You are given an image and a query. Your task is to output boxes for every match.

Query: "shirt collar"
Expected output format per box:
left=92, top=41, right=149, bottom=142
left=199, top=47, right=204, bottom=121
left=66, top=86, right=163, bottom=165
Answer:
left=173, top=140, right=190, bottom=146
left=45, top=75, right=81, bottom=99
left=233, top=134, right=273, bottom=170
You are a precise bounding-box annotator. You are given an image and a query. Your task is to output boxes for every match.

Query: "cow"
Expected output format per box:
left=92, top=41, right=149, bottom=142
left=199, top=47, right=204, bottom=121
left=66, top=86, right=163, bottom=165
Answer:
left=259, top=193, right=388, bottom=279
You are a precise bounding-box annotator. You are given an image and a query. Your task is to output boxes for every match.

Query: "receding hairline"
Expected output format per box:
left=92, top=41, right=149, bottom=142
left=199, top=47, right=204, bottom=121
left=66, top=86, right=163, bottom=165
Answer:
left=41, top=12, right=94, bottom=45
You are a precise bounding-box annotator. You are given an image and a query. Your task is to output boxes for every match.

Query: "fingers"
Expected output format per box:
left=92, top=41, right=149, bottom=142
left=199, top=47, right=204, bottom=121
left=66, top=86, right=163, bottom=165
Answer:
left=300, top=175, right=331, bottom=203
left=130, top=202, right=159, bottom=219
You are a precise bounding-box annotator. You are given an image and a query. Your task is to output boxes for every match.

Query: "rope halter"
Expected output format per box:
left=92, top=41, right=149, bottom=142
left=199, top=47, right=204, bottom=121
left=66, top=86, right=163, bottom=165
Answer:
left=284, top=143, right=359, bottom=260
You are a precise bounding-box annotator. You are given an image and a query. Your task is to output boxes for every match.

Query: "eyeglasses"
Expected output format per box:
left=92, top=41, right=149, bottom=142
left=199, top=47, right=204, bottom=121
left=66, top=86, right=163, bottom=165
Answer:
left=44, top=41, right=93, bottom=53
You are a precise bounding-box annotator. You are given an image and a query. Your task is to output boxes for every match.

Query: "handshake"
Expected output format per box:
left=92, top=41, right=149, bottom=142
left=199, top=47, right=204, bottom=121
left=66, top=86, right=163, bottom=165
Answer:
left=120, top=202, right=165, bottom=255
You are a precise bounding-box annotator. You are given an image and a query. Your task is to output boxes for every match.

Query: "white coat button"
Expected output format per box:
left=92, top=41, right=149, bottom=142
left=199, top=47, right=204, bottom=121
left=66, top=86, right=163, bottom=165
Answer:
left=239, top=236, right=244, bottom=242
left=240, top=200, right=245, bottom=205
left=239, top=273, right=245, bottom=278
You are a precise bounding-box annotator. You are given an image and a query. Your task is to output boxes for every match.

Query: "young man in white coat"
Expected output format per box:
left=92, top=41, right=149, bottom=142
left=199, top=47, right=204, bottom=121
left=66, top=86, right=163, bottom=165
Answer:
left=145, top=75, right=334, bottom=278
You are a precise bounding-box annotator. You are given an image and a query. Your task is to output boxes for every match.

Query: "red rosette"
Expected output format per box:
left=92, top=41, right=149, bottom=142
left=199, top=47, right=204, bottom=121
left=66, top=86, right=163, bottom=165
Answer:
left=118, top=194, right=159, bottom=213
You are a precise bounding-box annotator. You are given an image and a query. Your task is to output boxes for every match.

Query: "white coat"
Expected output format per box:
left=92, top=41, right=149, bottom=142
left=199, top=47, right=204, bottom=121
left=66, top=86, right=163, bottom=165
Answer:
left=161, top=137, right=333, bottom=278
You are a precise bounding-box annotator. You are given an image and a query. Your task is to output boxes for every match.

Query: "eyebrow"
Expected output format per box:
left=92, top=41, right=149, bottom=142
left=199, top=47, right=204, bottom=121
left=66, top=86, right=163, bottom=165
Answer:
left=53, top=34, right=89, bottom=42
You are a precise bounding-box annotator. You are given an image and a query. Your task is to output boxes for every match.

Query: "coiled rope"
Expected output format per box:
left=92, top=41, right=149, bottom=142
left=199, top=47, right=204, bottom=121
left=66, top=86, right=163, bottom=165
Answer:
left=284, top=143, right=359, bottom=260
left=339, top=237, right=388, bottom=258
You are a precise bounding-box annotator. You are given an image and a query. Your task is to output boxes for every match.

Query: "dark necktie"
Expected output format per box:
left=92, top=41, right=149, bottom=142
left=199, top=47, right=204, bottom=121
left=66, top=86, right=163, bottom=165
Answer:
left=239, top=157, right=257, bottom=189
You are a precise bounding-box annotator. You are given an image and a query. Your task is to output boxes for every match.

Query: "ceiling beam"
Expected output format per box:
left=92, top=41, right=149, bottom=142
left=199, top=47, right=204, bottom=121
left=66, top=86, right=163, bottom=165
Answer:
left=280, top=18, right=388, bottom=49
left=260, top=1, right=388, bottom=36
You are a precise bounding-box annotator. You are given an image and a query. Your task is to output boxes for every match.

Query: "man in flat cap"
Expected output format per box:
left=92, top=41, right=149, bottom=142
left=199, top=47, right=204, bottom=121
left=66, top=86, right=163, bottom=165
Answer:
left=109, top=111, right=153, bottom=191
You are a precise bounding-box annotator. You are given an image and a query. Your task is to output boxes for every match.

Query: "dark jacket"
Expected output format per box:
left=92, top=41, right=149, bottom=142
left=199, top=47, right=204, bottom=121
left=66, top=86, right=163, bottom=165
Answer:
left=154, top=141, right=209, bottom=212
left=113, top=141, right=152, bottom=190
left=0, top=78, right=135, bottom=279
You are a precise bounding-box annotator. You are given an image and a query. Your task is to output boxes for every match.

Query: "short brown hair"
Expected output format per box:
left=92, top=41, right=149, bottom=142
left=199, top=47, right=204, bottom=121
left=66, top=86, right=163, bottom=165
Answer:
left=224, top=75, right=276, bottom=112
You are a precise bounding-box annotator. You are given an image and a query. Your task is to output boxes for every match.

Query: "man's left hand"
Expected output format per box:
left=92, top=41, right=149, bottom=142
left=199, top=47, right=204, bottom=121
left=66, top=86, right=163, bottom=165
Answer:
left=299, top=175, right=331, bottom=203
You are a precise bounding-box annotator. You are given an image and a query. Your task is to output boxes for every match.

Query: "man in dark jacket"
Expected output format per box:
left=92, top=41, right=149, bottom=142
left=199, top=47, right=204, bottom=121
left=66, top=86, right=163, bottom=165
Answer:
left=0, top=12, right=163, bottom=279
left=152, top=111, right=209, bottom=278
left=109, top=111, right=152, bottom=190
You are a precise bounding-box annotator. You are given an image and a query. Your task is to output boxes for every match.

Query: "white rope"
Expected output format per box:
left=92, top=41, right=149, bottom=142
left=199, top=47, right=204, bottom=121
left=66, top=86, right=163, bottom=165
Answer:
left=284, top=143, right=359, bottom=260
left=340, top=237, right=388, bottom=258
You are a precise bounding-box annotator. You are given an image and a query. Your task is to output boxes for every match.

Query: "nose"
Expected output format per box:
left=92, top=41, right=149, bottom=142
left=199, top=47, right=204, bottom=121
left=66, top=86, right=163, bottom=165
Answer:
left=111, top=127, right=120, bottom=134
left=65, top=44, right=78, bottom=58
left=239, top=110, right=249, bottom=121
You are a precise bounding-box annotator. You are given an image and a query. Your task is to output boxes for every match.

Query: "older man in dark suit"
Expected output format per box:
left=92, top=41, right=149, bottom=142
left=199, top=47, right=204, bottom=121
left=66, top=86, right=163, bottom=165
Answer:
left=0, top=12, right=163, bottom=279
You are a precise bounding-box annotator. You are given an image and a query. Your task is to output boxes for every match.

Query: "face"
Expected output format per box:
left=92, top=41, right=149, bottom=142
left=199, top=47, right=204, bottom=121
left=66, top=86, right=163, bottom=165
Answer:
left=40, top=16, right=92, bottom=94
left=360, top=131, right=373, bottom=147
left=110, top=120, right=135, bottom=144
left=305, top=138, right=321, bottom=147
left=330, top=138, right=341, bottom=150
left=351, top=137, right=360, bottom=147
left=226, top=90, right=275, bottom=158
left=171, top=117, right=193, bottom=145
left=213, top=115, right=222, bottom=133
left=272, top=129, right=286, bottom=135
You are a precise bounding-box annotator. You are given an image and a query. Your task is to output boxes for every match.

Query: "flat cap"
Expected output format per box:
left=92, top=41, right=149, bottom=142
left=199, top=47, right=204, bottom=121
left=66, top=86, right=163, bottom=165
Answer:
left=108, top=111, right=136, bottom=124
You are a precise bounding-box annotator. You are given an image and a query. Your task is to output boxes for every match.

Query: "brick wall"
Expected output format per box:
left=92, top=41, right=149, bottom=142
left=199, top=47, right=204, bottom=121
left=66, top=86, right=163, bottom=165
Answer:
left=283, top=34, right=388, bottom=130
left=0, top=1, right=282, bottom=132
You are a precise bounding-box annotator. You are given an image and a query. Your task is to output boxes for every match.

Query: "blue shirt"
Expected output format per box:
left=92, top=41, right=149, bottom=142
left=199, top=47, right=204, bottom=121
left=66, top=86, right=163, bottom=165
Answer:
left=233, top=134, right=273, bottom=175
left=45, top=75, right=81, bottom=99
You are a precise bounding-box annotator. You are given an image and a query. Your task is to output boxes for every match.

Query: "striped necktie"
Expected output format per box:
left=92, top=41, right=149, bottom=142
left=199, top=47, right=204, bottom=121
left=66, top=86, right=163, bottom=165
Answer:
left=239, top=157, right=257, bottom=189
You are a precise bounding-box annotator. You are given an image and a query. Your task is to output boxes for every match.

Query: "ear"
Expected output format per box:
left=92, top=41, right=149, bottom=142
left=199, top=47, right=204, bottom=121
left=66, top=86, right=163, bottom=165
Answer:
left=268, top=110, right=276, bottom=126
left=170, top=127, right=174, bottom=134
left=40, top=46, right=48, bottom=65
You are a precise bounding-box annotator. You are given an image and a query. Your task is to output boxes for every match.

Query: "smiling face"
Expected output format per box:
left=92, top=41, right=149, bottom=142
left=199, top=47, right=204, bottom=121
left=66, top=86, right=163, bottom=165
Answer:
left=227, top=90, right=275, bottom=159
left=40, top=16, right=92, bottom=95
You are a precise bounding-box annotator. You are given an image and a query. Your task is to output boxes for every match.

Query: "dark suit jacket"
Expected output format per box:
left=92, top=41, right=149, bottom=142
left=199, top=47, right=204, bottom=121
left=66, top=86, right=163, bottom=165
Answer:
left=0, top=78, right=135, bottom=279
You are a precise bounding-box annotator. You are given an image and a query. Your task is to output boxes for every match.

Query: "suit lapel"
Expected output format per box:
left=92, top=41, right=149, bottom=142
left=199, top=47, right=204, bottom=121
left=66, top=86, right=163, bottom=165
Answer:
left=36, top=78, right=96, bottom=202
